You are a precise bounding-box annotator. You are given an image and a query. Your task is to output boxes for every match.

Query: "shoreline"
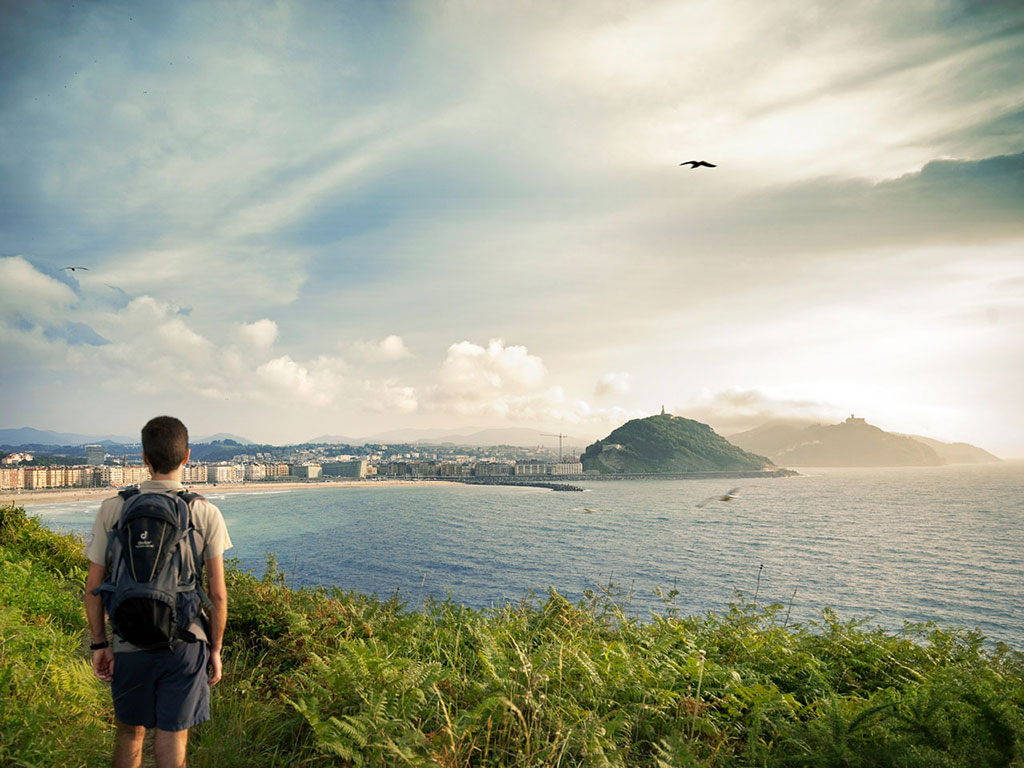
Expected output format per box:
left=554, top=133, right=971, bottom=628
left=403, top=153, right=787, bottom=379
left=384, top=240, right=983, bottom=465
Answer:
left=5, top=478, right=459, bottom=508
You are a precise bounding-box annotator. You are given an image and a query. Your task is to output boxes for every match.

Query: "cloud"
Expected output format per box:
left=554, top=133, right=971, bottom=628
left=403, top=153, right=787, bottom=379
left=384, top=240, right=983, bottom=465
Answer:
left=424, top=339, right=643, bottom=430
left=595, top=372, right=632, bottom=397
left=353, top=334, right=412, bottom=362
left=437, top=339, right=547, bottom=400
left=237, top=319, right=278, bottom=349
left=0, top=255, right=78, bottom=324
left=678, top=388, right=845, bottom=435
left=361, top=379, right=419, bottom=414
left=255, top=355, right=344, bottom=407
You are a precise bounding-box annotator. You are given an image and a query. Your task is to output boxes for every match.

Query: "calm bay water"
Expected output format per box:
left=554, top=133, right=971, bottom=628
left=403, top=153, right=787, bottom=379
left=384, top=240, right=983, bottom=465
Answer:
left=29, top=462, right=1024, bottom=647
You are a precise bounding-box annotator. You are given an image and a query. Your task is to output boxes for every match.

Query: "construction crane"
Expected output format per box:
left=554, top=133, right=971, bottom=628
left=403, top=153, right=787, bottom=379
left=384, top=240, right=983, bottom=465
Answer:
left=541, top=432, right=569, bottom=461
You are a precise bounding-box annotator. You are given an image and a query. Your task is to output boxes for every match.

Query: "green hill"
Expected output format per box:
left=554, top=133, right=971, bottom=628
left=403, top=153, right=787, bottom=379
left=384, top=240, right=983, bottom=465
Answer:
left=581, top=413, right=774, bottom=474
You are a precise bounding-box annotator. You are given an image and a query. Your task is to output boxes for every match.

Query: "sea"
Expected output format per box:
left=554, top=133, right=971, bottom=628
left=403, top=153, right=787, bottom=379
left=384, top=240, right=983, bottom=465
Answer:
left=26, top=462, right=1024, bottom=648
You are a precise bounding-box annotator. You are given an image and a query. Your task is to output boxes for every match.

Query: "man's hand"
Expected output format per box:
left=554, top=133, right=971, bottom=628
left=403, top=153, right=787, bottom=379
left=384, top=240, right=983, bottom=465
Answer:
left=208, top=648, right=223, bottom=686
left=92, top=646, right=114, bottom=682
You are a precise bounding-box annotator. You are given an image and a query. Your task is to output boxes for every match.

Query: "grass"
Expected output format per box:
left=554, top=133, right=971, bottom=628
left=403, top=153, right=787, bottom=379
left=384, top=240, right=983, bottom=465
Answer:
left=2, top=503, right=1023, bottom=767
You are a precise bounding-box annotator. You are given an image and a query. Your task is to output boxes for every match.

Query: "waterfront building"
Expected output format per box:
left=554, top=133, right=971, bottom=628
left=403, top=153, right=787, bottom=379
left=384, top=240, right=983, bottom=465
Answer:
left=244, top=463, right=267, bottom=481
left=551, top=462, right=584, bottom=476
left=473, top=462, right=514, bottom=477
left=24, top=467, right=52, bottom=489
left=382, top=461, right=413, bottom=478
left=0, top=467, right=24, bottom=490
left=208, top=464, right=243, bottom=483
left=99, top=466, right=125, bottom=487
left=183, top=464, right=208, bottom=484
left=63, top=467, right=89, bottom=487
left=291, top=464, right=322, bottom=479
left=122, top=466, right=151, bottom=485
left=514, top=462, right=550, bottom=476
left=438, top=462, right=464, bottom=477
left=265, top=463, right=291, bottom=478
left=322, top=460, right=367, bottom=479
left=86, top=445, right=105, bottom=465
left=413, top=462, right=438, bottom=477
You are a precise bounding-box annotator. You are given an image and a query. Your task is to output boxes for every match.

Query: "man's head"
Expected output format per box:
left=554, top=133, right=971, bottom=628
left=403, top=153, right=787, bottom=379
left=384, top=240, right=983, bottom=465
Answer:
left=141, top=416, right=190, bottom=474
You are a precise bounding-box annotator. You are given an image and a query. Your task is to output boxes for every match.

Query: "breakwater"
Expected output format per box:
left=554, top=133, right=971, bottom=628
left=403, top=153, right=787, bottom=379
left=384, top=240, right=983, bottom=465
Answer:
left=449, top=478, right=585, bottom=491
left=582, top=468, right=799, bottom=480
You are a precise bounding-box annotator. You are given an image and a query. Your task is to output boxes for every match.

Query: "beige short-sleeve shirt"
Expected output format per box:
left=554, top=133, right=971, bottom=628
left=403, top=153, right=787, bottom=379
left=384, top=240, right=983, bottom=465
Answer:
left=87, top=479, right=232, bottom=651
left=87, top=479, right=232, bottom=566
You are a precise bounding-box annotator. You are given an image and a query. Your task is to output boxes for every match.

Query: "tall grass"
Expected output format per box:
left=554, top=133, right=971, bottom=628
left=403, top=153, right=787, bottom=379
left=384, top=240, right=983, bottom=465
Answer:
left=2, top=504, right=1023, bottom=767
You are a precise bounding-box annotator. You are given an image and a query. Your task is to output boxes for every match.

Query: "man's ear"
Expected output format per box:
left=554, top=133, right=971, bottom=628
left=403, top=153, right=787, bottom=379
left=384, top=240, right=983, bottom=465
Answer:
left=182, top=448, right=191, bottom=467
left=142, top=450, right=152, bottom=470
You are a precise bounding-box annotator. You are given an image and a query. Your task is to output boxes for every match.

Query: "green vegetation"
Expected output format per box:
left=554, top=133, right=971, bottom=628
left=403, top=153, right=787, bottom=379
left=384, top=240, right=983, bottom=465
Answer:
left=582, top=414, right=774, bottom=474
left=3, top=504, right=1023, bottom=767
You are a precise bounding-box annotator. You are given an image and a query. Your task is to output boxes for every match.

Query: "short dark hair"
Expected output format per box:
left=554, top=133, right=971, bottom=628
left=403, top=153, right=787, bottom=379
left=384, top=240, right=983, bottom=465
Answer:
left=141, top=416, right=189, bottom=474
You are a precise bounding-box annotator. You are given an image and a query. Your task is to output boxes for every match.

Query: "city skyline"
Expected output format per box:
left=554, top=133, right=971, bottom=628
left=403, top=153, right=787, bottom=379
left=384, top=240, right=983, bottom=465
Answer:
left=2, top=1, right=1023, bottom=456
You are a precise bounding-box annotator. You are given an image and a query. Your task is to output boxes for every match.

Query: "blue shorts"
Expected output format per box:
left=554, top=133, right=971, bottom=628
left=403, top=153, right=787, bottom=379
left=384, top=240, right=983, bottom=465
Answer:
left=112, top=642, right=210, bottom=731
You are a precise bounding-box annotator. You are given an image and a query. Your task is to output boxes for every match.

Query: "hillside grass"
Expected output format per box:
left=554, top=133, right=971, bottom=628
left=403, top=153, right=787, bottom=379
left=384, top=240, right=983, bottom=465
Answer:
left=2, top=503, right=1023, bottom=767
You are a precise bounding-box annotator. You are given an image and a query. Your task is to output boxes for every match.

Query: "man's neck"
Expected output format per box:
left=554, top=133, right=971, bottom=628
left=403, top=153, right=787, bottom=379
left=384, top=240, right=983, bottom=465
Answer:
left=147, top=470, right=183, bottom=482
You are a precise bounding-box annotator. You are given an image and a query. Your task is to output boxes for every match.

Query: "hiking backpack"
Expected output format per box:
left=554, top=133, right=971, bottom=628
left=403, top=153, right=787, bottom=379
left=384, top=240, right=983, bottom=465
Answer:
left=92, top=488, right=213, bottom=649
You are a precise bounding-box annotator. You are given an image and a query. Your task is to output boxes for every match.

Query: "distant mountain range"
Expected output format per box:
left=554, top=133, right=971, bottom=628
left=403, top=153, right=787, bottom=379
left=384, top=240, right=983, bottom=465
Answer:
left=728, top=417, right=1000, bottom=467
left=192, top=433, right=256, bottom=445
left=0, top=425, right=585, bottom=450
left=308, top=427, right=590, bottom=449
left=0, top=427, right=136, bottom=447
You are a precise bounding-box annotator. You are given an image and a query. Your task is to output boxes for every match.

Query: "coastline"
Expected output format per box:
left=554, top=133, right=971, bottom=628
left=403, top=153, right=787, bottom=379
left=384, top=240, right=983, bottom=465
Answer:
left=5, top=478, right=457, bottom=508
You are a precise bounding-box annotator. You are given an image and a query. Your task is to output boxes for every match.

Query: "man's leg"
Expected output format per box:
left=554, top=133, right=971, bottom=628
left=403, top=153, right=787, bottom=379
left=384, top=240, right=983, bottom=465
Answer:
left=113, top=720, right=145, bottom=768
left=153, top=728, right=189, bottom=768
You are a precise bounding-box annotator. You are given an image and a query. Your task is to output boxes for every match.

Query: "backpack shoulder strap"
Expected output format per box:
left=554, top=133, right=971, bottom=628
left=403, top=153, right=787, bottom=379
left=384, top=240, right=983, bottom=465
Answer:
left=118, top=486, right=141, bottom=501
left=95, top=488, right=139, bottom=588
left=175, top=490, right=213, bottom=610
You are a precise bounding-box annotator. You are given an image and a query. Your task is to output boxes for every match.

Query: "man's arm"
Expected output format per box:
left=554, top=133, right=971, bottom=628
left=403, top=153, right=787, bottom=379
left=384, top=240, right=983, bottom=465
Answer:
left=85, top=561, right=114, bottom=682
left=205, top=555, right=228, bottom=686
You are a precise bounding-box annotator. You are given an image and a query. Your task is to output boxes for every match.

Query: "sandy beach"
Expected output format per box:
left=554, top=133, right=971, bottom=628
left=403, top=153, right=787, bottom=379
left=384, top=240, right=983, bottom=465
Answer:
left=4, top=478, right=452, bottom=508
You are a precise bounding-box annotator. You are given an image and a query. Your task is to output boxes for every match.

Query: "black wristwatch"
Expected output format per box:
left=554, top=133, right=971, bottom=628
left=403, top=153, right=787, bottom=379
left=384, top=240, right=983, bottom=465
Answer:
left=90, top=640, right=110, bottom=651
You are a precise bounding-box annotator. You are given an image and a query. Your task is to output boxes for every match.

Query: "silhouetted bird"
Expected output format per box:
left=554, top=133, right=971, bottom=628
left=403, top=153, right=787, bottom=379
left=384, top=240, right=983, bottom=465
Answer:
left=696, top=488, right=740, bottom=508
left=62, top=266, right=89, bottom=271
left=680, top=161, right=717, bottom=168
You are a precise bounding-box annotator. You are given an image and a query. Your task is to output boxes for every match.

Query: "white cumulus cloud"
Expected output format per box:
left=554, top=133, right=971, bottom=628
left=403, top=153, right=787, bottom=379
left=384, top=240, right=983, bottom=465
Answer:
left=255, top=355, right=345, bottom=407
left=237, top=318, right=279, bottom=349
left=438, top=339, right=547, bottom=399
left=0, top=256, right=78, bottom=324
left=353, top=334, right=412, bottom=362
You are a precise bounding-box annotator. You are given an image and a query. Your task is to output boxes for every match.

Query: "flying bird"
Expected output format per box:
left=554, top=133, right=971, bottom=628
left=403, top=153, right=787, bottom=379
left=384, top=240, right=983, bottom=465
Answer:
left=680, top=161, right=717, bottom=169
left=62, top=266, right=89, bottom=271
left=696, top=488, right=741, bottom=508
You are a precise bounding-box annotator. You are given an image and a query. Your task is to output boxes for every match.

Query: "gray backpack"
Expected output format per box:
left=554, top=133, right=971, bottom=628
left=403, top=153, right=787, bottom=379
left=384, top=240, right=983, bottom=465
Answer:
left=93, top=488, right=212, bottom=649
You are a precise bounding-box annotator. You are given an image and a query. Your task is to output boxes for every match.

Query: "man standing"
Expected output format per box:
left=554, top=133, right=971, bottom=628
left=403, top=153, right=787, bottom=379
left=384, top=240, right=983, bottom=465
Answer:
left=85, top=416, right=231, bottom=768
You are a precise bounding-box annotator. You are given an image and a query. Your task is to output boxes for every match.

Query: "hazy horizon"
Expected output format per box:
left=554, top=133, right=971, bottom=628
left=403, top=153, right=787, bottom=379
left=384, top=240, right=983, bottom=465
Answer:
left=2, top=1, right=1022, bottom=456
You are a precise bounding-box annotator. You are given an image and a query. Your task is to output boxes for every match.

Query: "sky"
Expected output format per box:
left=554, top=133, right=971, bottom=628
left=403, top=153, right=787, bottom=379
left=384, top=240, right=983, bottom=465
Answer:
left=1, top=0, right=1022, bottom=455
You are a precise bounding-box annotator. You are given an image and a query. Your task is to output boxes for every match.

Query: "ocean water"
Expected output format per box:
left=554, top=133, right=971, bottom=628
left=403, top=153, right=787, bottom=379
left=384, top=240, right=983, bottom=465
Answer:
left=28, top=462, right=1024, bottom=647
